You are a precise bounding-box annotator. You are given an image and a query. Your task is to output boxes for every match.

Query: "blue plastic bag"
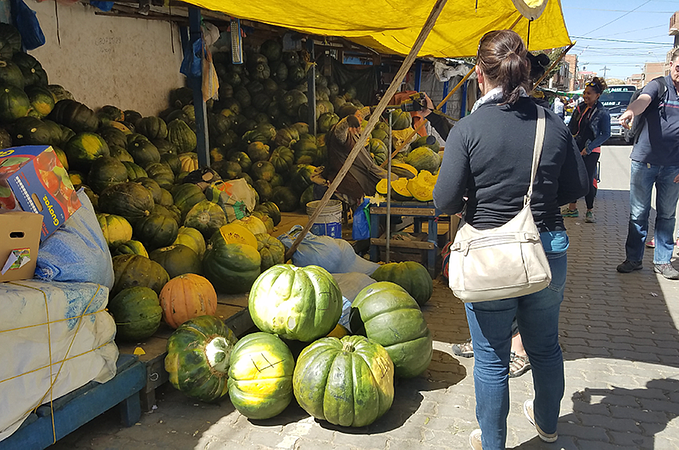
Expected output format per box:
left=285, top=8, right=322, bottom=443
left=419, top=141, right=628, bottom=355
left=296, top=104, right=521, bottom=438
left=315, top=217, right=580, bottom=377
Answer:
left=11, top=0, right=45, bottom=50
left=180, top=38, right=203, bottom=78
left=352, top=198, right=371, bottom=240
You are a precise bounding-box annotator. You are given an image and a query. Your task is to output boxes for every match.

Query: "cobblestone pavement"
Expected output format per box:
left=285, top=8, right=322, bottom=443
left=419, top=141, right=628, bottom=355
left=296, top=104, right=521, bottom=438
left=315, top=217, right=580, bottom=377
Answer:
left=49, top=180, right=679, bottom=448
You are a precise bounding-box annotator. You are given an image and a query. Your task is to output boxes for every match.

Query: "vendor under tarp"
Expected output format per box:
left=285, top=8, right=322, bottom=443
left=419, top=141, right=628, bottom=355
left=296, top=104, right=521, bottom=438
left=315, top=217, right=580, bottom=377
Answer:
left=179, top=0, right=571, bottom=58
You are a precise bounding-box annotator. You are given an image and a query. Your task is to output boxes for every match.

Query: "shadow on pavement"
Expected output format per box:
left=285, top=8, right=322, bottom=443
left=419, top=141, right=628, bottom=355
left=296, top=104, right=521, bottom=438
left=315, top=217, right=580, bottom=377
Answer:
left=560, top=190, right=679, bottom=369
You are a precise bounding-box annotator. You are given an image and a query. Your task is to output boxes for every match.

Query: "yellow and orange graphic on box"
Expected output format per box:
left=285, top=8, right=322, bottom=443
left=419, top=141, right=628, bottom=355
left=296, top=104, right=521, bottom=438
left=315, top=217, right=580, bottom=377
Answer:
left=0, top=145, right=81, bottom=241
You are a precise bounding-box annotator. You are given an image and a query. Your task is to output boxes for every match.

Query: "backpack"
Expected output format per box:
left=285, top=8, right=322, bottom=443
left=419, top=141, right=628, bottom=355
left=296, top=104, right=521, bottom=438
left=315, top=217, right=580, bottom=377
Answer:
left=628, top=77, right=668, bottom=143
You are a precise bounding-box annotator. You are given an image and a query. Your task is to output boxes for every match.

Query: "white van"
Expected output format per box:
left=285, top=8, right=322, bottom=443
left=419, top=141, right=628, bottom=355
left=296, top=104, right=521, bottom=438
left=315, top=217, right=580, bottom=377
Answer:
left=598, top=85, right=637, bottom=141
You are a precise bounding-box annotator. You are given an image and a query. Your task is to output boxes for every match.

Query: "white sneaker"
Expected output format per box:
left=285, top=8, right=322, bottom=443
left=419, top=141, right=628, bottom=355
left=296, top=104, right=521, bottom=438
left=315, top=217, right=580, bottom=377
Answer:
left=469, top=429, right=482, bottom=450
left=523, top=400, right=558, bottom=443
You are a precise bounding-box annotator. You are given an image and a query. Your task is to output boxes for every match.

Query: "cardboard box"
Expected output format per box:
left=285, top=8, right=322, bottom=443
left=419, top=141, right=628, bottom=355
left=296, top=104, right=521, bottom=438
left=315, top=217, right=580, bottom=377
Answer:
left=0, top=211, right=43, bottom=282
left=0, top=146, right=81, bottom=241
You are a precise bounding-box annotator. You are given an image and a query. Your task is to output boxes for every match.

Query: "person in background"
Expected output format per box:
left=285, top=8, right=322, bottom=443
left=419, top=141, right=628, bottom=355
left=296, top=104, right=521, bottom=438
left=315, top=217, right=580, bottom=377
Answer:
left=433, top=30, right=588, bottom=450
left=616, top=48, right=679, bottom=280
left=323, top=113, right=392, bottom=208
left=561, top=77, right=611, bottom=223
left=553, top=95, right=565, bottom=120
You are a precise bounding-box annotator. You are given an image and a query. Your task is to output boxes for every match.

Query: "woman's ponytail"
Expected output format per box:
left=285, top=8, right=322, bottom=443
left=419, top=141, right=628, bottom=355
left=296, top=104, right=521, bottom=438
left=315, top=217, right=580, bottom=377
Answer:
left=477, top=30, right=530, bottom=105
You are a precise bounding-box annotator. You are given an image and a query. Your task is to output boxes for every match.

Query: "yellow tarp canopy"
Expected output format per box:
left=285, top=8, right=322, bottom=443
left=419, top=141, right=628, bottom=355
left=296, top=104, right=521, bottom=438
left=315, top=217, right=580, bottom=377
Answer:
left=182, top=0, right=571, bottom=57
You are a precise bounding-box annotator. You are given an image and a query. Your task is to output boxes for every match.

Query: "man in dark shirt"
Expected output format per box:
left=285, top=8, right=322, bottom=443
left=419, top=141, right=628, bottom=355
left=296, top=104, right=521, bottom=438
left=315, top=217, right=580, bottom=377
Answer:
left=617, top=48, right=679, bottom=279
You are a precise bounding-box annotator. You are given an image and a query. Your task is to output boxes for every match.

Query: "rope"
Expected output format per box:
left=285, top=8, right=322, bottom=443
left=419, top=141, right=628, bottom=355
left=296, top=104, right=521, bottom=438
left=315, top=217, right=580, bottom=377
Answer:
left=3, top=281, right=103, bottom=444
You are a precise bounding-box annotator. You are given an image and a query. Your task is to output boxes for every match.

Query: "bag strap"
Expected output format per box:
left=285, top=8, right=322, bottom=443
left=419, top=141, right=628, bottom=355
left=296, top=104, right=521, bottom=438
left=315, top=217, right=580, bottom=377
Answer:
left=525, top=106, right=546, bottom=206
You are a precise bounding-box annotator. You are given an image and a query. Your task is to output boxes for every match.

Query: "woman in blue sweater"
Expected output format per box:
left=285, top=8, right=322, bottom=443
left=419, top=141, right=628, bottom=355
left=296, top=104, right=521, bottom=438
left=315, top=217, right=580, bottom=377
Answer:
left=433, top=30, right=589, bottom=449
left=562, top=77, right=611, bottom=223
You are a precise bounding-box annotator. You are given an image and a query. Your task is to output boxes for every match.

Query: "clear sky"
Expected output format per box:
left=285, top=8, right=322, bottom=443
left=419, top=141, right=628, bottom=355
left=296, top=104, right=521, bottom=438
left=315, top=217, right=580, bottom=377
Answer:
left=561, top=0, right=677, bottom=81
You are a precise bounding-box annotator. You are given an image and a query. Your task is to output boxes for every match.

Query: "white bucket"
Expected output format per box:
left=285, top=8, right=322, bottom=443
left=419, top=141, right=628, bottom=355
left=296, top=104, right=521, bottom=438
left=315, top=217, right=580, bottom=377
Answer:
left=306, top=200, right=342, bottom=238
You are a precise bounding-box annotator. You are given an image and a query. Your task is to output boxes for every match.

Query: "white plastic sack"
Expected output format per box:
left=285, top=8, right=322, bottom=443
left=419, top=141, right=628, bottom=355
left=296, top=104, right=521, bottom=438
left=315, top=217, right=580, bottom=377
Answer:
left=278, top=225, right=379, bottom=275
left=0, top=280, right=117, bottom=442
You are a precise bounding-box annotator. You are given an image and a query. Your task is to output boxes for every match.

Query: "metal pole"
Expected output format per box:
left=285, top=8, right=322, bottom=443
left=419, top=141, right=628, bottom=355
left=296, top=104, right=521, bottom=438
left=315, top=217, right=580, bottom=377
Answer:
left=307, top=39, right=317, bottom=135
left=386, top=110, right=392, bottom=263
left=441, top=80, right=449, bottom=114
left=414, top=60, right=422, bottom=92
left=188, top=8, right=209, bottom=168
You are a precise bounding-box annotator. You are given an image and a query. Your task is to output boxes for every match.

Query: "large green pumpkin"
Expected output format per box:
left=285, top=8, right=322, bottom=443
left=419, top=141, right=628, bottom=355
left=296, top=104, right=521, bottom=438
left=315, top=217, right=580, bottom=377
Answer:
left=127, top=137, right=161, bottom=168
left=122, top=161, right=147, bottom=181
left=25, top=86, right=54, bottom=118
left=202, top=234, right=261, bottom=294
left=165, top=315, right=238, bottom=402
left=370, top=261, right=433, bottom=306
left=110, top=239, right=149, bottom=258
left=88, top=156, right=129, bottom=194
left=270, top=186, right=298, bottom=212
left=173, top=226, right=206, bottom=258
left=184, top=200, right=227, bottom=240
left=149, top=244, right=202, bottom=278
left=134, top=213, right=178, bottom=251
left=136, top=177, right=163, bottom=204
left=172, top=183, right=206, bottom=220
left=292, top=335, right=394, bottom=427
left=11, top=116, right=52, bottom=145
left=405, top=146, right=441, bottom=174
left=167, top=118, right=197, bottom=153
left=268, top=145, right=294, bottom=173
left=99, top=181, right=155, bottom=224
left=144, top=162, right=175, bottom=190
left=250, top=160, right=276, bottom=182
left=248, top=265, right=342, bottom=342
left=48, top=99, right=99, bottom=132
left=349, top=282, right=433, bottom=378
left=227, top=332, right=294, bottom=419
left=136, top=116, right=168, bottom=140
left=12, top=52, right=48, bottom=88
left=0, top=60, right=24, bottom=89
left=98, top=125, right=129, bottom=149
left=108, top=286, right=163, bottom=341
left=255, top=201, right=281, bottom=226
left=0, top=84, right=30, bottom=123
left=64, top=132, right=110, bottom=170
left=390, top=110, right=412, bottom=130
left=255, top=233, right=285, bottom=271
left=96, top=213, right=133, bottom=245
left=111, top=254, right=170, bottom=296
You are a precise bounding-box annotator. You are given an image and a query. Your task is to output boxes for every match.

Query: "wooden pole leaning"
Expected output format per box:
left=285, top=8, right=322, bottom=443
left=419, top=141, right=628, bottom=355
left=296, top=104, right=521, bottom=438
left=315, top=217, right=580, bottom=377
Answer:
left=284, top=0, right=449, bottom=261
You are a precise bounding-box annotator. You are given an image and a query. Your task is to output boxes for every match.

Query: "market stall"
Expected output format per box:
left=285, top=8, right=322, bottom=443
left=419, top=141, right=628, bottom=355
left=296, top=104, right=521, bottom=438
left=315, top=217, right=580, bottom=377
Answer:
left=0, top=0, right=572, bottom=446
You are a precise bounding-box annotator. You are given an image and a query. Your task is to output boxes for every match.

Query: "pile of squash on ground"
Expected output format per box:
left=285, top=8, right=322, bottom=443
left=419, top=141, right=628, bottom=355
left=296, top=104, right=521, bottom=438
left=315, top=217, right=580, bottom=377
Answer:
left=165, top=260, right=435, bottom=427
left=0, top=24, right=442, bottom=423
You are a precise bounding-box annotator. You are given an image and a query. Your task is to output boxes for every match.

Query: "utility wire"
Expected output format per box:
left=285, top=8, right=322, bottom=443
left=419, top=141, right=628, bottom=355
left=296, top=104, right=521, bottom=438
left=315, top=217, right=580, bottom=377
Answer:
left=569, top=36, right=670, bottom=45
left=581, top=0, right=652, bottom=37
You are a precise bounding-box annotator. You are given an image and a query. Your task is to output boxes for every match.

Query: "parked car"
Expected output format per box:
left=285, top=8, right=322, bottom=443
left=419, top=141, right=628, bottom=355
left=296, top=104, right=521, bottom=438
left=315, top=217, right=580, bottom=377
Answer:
left=598, top=85, right=637, bottom=142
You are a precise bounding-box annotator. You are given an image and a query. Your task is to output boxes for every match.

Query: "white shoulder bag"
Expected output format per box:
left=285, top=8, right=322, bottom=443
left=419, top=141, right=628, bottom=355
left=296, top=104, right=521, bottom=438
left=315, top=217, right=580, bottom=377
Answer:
left=448, top=106, right=552, bottom=302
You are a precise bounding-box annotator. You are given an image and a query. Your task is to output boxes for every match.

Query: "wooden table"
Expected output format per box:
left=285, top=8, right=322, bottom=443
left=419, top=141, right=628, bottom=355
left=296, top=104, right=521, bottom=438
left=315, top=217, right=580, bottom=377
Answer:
left=369, top=201, right=458, bottom=277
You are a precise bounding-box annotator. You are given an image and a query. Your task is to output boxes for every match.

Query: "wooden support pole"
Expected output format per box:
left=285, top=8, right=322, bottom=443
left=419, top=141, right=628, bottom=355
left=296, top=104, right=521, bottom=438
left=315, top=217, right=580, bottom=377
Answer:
left=284, top=0, right=449, bottom=261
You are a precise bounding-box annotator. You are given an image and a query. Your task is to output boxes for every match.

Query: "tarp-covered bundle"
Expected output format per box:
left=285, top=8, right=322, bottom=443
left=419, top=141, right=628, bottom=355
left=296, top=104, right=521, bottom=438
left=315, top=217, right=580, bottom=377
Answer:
left=0, top=281, right=117, bottom=442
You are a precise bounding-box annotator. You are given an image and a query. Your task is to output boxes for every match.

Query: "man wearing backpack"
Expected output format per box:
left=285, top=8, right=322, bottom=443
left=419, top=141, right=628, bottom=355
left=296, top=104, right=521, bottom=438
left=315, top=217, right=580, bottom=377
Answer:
left=617, top=48, right=679, bottom=279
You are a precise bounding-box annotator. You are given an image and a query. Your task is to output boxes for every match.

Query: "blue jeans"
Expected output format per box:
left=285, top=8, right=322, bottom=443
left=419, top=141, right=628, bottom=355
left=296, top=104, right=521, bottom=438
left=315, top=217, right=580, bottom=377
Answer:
left=465, top=246, right=567, bottom=450
left=626, top=161, right=679, bottom=264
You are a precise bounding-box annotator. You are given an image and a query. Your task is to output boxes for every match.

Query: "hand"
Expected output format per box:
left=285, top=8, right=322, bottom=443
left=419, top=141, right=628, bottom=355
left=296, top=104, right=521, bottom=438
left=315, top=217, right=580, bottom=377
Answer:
left=619, top=109, right=634, bottom=130
left=674, top=173, right=679, bottom=183
left=423, top=93, right=435, bottom=111
left=580, top=149, right=588, bottom=156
